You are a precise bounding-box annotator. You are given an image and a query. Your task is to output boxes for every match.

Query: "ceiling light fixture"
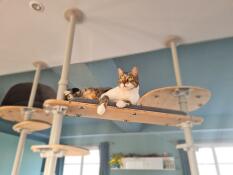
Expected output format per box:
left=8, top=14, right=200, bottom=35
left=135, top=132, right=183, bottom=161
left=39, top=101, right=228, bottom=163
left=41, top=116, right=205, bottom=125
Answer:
left=29, top=0, right=45, bottom=12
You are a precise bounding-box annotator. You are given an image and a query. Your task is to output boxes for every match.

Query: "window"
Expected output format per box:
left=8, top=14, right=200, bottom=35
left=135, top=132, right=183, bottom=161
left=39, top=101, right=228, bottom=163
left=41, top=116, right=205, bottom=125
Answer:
left=63, top=148, right=100, bottom=175
left=196, top=144, right=233, bottom=175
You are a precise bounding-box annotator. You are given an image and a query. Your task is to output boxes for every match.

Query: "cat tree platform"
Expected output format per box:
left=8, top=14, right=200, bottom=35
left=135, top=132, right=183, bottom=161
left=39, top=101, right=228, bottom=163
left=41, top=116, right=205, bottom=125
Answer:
left=0, top=106, right=52, bottom=123
left=13, top=120, right=51, bottom=133
left=44, top=99, right=203, bottom=126
left=31, top=144, right=89, bottom=157
left=139, top=86, right=211, bottom=112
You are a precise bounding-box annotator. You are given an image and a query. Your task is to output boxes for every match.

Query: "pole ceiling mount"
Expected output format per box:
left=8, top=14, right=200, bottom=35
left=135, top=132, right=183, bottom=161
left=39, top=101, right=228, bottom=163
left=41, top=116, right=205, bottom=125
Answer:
left=64, top=8, right=84, bottom=23
left=165, top=35, right=183, bottom=47
left=32, top=61, right=48, bottom=69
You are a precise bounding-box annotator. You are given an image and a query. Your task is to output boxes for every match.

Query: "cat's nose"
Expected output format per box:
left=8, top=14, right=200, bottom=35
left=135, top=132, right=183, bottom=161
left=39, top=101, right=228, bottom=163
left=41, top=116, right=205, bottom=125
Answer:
left=121, top=83, right=126, bottom=87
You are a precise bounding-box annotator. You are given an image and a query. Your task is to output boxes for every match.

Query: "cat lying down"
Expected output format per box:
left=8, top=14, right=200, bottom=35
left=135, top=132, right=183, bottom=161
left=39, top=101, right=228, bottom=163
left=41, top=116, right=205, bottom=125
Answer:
left=64, top=67, right=140, bottom=115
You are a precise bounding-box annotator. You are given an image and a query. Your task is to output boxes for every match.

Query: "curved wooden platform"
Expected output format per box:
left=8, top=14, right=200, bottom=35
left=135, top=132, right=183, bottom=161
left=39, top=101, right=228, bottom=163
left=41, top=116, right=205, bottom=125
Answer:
left=44, top=99, right=203, bottom=126
left=0, top=106, right=52, bottom=123
left=13, top=120, right=51, bottom=133
left=139, top=86, right=211, bottom=112
left=31, top=144, right=89, bottom=156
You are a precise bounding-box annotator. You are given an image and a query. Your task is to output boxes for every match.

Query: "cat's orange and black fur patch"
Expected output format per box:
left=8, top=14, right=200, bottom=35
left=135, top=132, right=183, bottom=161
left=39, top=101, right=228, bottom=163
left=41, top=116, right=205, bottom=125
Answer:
left=64, top=87, right=111, bottom=101
left=81, top=88, right=111, bottom=99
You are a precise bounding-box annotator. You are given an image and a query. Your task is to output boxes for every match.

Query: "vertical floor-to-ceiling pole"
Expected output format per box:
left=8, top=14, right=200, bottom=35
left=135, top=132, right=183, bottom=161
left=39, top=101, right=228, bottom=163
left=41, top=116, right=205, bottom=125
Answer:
left=11, top=61, right=47, bottom=175
left=168, top=38, right=199, bottom=175
left=43, top=9, right=82, bottom=175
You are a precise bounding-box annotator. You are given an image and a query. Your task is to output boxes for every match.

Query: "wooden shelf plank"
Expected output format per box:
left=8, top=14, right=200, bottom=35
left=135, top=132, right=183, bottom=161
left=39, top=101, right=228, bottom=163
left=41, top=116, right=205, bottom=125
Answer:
left=139, top=86, right=211, bottom=112
left=31, top=144, right=89, bottom=156
left=13, top=120, right=51, bottom=133
left=44, top=99, right=203, bottom=126
left=0, top=106, right=52, bottom=123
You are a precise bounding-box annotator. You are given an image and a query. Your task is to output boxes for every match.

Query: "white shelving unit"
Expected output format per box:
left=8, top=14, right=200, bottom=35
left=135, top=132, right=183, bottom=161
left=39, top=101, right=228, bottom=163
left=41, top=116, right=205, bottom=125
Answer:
left=111, top=157, right=175, bottom=171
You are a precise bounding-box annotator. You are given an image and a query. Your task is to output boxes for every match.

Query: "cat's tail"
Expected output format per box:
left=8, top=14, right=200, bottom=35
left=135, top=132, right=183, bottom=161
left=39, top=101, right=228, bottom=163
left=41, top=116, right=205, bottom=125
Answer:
left=97, top=95, right=109, bottom=115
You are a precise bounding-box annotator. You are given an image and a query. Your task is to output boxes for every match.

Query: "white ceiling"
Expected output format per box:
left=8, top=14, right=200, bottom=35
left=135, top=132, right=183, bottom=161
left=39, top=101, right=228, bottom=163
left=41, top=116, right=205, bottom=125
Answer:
left=0, top=0, right=233, bottom=75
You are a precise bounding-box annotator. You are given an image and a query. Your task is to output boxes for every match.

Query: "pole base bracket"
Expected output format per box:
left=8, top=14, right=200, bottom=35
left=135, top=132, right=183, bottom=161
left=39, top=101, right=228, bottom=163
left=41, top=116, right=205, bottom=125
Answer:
left=44, top=105, right=68, bottom=115
left=32, top=61, right=48, bottom=69
left=176, top=120, right=194, bottom=128
left=31, top=144, right=89, bottom=158
left=165, top=36, right=182, bottom=47
left=176, top=143, right=197, bottom=151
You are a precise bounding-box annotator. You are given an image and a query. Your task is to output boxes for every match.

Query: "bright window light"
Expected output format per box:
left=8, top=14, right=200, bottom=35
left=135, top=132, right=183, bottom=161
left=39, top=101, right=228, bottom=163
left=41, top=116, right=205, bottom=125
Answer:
left=215, top=147, right=233, bottom=163
left=63, top=148, right=100, bottom=175
left=198, top=164, right=217, bottom=175
left=196, top=147, right=215, bottom=164
left=196, top=144, right=233, bottom=175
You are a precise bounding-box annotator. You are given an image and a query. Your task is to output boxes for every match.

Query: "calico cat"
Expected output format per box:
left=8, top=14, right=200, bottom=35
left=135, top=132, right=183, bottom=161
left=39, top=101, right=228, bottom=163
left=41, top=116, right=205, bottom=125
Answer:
left=64, top=87, right=111, bottom=101
left=97, top=66, right=140, bottom=115
left=64, top=67, right=140, bottom=115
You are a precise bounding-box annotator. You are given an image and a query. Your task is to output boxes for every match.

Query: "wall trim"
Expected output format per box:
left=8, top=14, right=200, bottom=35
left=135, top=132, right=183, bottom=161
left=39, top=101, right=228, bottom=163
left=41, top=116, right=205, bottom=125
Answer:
left=60, top=128, right=233, bottom=140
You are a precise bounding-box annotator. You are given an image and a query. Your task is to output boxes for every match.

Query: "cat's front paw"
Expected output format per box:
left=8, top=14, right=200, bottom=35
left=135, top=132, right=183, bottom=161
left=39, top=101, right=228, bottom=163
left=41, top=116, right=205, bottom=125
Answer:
left=97, top=103, right=106, bottom=115
left=116, top=101, right=128, bottom=108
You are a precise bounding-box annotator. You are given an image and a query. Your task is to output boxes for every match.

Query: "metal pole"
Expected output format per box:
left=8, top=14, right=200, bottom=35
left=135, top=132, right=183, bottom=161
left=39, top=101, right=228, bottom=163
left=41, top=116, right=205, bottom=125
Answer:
left=43, top=10, right=79, bottom=175
left=170, top=41, right=182, bottom=87
left=11, top=62, right=44, bottom=175
left=11, top=130, right=28, bottom=175
left=56, top=14, right=77, bottom=100
left=80, top=156, right=84, bottom=175
left=28, top=64, right=42, bottom=108
left=168, top=39, right=199, bottom=175
left=180, top=122, right=199, bottom=175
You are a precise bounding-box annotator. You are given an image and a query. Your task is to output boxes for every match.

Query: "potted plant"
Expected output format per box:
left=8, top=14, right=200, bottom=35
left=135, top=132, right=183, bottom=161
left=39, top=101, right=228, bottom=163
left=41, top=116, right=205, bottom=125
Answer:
left=109, top=153, right=123, bottom=168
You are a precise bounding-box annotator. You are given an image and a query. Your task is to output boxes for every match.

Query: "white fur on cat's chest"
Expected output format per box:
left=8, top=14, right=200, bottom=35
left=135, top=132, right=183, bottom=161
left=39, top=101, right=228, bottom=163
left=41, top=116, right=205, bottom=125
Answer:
left=102, top=86, right=140, bottom=104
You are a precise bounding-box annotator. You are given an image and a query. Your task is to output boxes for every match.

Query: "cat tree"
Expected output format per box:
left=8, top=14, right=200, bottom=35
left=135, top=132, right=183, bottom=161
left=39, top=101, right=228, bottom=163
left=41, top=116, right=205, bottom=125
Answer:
left=0, top=62, right=52, bottom=175
left=29, top=8, right=210, bottom=175
left=31, top=9, right=90, bottom=175
left=139, top=36, right=211, bottom=175
left=0, top=8, right=210, bottom=175
left=11, top=61, right=51, bottom=175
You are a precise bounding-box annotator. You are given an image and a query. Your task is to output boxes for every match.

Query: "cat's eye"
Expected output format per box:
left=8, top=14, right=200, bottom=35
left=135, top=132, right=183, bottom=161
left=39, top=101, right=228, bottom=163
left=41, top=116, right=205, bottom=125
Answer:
left=128, top=77, right=133, bottom=81
left=120, top=75, right=126, bottom=80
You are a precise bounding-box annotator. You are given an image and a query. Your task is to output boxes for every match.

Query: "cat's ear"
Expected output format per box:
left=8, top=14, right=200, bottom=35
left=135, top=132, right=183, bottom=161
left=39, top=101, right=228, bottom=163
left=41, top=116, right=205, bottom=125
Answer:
left=131, top=66, right=138, bottom=77
left=118, top=68, right=124, bottom=77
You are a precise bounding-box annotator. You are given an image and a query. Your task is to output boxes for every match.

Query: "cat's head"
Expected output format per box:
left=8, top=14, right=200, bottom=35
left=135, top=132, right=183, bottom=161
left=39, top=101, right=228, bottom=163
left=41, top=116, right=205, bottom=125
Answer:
left=117, top=66, right=139, bottom=89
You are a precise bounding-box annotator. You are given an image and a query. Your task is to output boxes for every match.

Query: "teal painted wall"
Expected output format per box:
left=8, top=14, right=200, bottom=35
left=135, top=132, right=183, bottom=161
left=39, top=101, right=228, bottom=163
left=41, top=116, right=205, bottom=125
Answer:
left=0, top=132, right=43, bottom=175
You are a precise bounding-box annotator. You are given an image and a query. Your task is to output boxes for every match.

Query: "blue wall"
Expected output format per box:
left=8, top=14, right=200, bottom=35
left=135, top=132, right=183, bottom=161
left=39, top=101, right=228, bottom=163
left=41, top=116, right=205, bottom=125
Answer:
left=0, top=132, right=43, bottom=175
